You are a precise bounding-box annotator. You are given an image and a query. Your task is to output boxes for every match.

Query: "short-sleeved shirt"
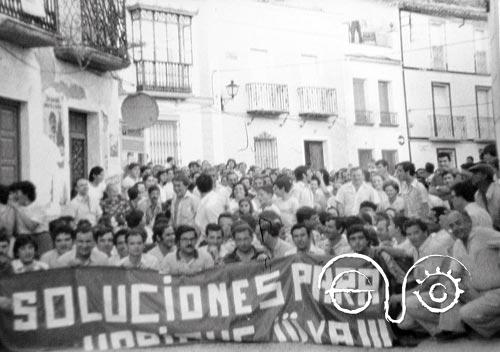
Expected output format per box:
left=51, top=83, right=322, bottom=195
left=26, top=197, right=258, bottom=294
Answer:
left=56, top=248, right=109, bottom=267
left=40, top=249, right=64, bottom=268
left=11, top=259, right=49, bottom=273
left=475, top=182, right=500, bottom=230
left=400, top=178, right=429, bottom=218
left=119, top=254, right=159, bottom=271
left=160, top=249, right=214, bottom=275
left=148, top=245, right=176, bottom=264
left=336, top=182, right=378, bottom=216
left=270, top=238, right=294, bottom=259
left=465, top=202, right=493, bottom=228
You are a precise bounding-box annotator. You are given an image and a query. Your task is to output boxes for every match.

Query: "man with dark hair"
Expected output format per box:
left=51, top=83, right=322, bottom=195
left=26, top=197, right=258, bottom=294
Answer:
left=337, top=167, right=378, bottom=216
left=375, top=159, right=399, bottom=184
left=120, top=229, right=159, bottom=270
left=429, top=153, right=457, bottom=200
left=40, top=224, right=74, bottom=268
left=56, top=221, right=108, bottom=267
left=482, top=143, right=497, bottom=164
left=88, top=166, right=105, bottom=203
left=224, top=220, right=266, bottom=264
left=451, top=180, right=492, bottom=228
left=160, top=225, right=213, bottom=275
left=195, top=173, right=225, bottom=238
left=112, top=229, right=129, bottom=265
left=68, top=178, right=102, bottom=225
left=148, top=222, right=176, bottom=263
left=198, top=223, right=224, bottom=265
left=0, top=184, right=15, bottom=239
left=273, top=174, right=299, bottom=233
left=171, top=174, right=198, bottom=228
left=291, top=166, right=314, bottom=207
left=397, top=162, right=429, bottom=218
left=320, top=215, right=351, bottom=256
left=138, top=185, right=163, bottom=234
left=127, top=184, right=140, bottom=210
left=470, top=163, right=500, bottom=230
left=122, top=162, right=141, bottom=196
left=125, top=209, right=145, bottom=230
left=285, top=223, right=325, bottom=255
left=93, top=225, right=114, bottom=259
left=257, top=211, right=293, bottom=259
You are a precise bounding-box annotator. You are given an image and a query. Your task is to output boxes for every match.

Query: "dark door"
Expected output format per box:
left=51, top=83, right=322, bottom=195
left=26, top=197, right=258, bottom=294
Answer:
left=69, top=111, right=88, bottom=189
left=304, top=141, right=324, bottom=170
left=0, top=100, right=20, bottom=184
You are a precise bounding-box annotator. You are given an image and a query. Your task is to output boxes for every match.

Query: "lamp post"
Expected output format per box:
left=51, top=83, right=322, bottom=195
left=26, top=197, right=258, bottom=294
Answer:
left=221, top=80, right=239, bottom=111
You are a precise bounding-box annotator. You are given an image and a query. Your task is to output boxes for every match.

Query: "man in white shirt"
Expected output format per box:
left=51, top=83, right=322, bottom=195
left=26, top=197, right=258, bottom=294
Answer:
left=120, top=229, right=159, bottom=270
left=397, top=162, right=429, bottom=218
left=171, top=175, right=199, bottom=228
left=68, top=179, right=102, bottom=225
left=375, top=159, right=399, bottom=185
left=122, top=163, right=141, bottom=197
left=195, top=174, right=225, bottom=238
left=450, top=180, right=493, bottom=228
left=158, top=168, right=175, bottom=203
left=336, top=167, right=378, bottom=216
left=290, top=166, right=314, bottom=208
left=285, top=223, right=325, bottom=256
left=88, top=166, right=106, bottom=203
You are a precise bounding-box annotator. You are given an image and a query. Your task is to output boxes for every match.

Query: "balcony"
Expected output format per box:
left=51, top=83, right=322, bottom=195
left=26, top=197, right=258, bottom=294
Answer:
left=0, top=0, right=59, bottom=47
left=380, top=112, right=398, bottom=127
left=136, top=61, right=191, bottom=97
left=355, top=110, right=374, bottom=126
left=347, top=20, right=392, bottom=48
left=246, top=83, right=289, bottom=116
left=476, top=116, right=496, bottom=142
left=54, top=0, right=129, bottom=71
left=429, top=114, right=469, bottom=141
left=475, top=51, right=488, bottom=74
left=431, top=45, right=446, bottom=70
left=297, top=87, right=337, bottom=118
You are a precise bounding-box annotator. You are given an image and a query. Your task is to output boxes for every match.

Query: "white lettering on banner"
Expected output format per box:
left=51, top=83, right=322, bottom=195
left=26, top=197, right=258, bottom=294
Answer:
left=318, top=253, right=470, bottom=323
left=232, top=279, right=252, bottom=315
left=135, top=331, right=161, bottom=347
left=312, top=264, right=332, bottom=303
left=208, top=283, right=230, bottom=317
left=13, top=291, right=37, bottom=331
left=110, top=330, right=135, bottom=349
left=327, top=321, right=354, bottom=346
left=291, top=263, right=312, bottom=301
left=78, top=286, right=103, bottom=323
left=179, top=286, right=203, bottom=320
left=255, top=271, right=285, bottom=309
left=44, top=287, right=75, bottom=329
left=306, top=320, right=325, bottom=344
left=163, top=283, right=175, bottom=321
left=358, top=269, right=380, bottom=305
left=131, top=284, right=159, bottom=324
left=103, top=285, right=127, bottom=323
left=232, top=326, right=255, bottom=342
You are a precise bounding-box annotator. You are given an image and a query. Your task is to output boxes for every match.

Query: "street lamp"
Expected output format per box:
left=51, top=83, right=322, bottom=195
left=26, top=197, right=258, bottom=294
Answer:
left=221, top=80, right=239, bottom=111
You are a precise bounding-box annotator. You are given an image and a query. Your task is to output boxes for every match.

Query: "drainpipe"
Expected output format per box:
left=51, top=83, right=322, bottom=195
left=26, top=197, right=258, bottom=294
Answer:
left=398, top=9, right=412, bottom=162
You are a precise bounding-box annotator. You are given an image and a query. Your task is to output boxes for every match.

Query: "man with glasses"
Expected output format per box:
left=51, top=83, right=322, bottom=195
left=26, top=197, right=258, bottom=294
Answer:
left=159, top=225, right=213, bottom=275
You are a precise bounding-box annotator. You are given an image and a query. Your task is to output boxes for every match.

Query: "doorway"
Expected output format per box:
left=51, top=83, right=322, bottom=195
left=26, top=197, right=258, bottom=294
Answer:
left=69, top=111, right=88, bottom=190
left=304, top=141, right=325, bottom=170
left=0, top=99, right=20, bottom=184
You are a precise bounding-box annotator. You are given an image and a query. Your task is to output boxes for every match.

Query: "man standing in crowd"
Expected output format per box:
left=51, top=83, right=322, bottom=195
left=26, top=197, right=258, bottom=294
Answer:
left=336, top=167, right=378, bottom=216
left=285, top=223, right=325, bottom=255
left=148, top=222, right=176, bottom=263
left=122, top=163, right=141, bottom=196
left=68, top=179, right=102, bottom=225
left=429, top=153, right=455, bottom=199
left=224, top=220, right=266, bottom=264
left=291, top=166, right=314, bottom=207
left=160, top=225, right=213, bottom=275
left=273, top=174, right=299, bottom=234
left=137, top=185, right=163, bottom=232
left=397, top=162, right=429, bottom=218
left=375, top=159, right=399, bottom=184
left=469, top=163, right=500, bottom=230
left=257, top=210, right=293, bottom=259
left=171, top=175, right=198, bottom=228
left=88, top=166, right=105, bottom=203
left=450, top=180, right=492, bottom=228
left=120, top=229, right=159, bottom=270
left=195, top=174, right=225, bottom=238
left=56, top=221, right=108, bottom=267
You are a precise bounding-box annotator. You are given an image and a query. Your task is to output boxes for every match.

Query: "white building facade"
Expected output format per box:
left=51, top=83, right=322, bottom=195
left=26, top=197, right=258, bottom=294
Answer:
left=401, top=8, right=493, bottom=168
left=122, top=0, right=410, bottom=172
left=0, top=0, right=128, bottom=209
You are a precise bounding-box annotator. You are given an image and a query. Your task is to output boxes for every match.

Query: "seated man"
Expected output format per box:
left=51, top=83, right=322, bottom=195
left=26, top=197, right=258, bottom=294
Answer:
left=119, top=229, right=159, bottom=270
left=257, top=210, right=294, bottom=259
left=224, top=220, right=267, bottom=264
left=160, top=225, right=214, bottom=275
left=346, top=224, right=406, bottom=292
left=40, top=224, right=74, bottom=268
left=375, top=216, right=416, bottom=270
left=285, top=223, right=325, bottom=255
left=56, top=221, right=109, bottom=267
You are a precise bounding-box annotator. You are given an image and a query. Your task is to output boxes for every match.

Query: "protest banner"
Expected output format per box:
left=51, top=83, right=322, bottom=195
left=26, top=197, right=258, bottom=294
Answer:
left=0, top=254, right=393, bottom=351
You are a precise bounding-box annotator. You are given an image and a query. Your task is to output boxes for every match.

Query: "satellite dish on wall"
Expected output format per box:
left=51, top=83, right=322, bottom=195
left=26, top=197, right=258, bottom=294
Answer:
left=121, top=93, right=159, bottom=129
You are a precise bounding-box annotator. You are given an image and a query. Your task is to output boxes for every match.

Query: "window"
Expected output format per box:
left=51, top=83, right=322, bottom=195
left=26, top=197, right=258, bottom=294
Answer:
left=378, top=81, right=397, bottom=126
left=381, top=150, right=398, bottom=174
left=432, top=82, right=453, bottom=138
left=358, top=149, right=373, bottom=171
left=130, top=8, right=193, bottom=92
left=353, top=79, right=372, bottom=125
left=148, top=121, right=180, bottom=166
left=474, top=28, right=488, bottom=73
left=254, top=133, right=278, bottom=168
left=476, top=87, right=495, bottom=140
left=430, top=21, right=446, bottom=70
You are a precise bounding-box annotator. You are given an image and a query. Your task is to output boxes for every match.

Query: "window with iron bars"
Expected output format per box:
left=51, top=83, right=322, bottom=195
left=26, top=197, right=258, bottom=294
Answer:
left=254, top=135, right=278, bottom=169
left=130, top=7, right=193, bottom=93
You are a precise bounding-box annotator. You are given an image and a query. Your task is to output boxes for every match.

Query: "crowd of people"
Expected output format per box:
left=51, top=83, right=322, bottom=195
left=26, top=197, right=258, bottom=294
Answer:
left=1, top=144, right=500, bottom=345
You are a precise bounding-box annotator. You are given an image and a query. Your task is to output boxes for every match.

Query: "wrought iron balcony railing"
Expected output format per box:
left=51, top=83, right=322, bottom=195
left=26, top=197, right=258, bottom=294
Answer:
left=297, top=87, right=337, bottom=118
left=355, top=110, right=374, bottom=125
left=476, top=116, right=495, bottom=141
left=380, top=111, right=398, bottom=126
left=55, top=0, right=129, bottom=71
left=246, top=83, right=289, bottom=115
left=429, top=114, right=469, bottom=140
left=136, top=61, right=191, bottom=94
left=0, top=0, right=58, bottom=47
